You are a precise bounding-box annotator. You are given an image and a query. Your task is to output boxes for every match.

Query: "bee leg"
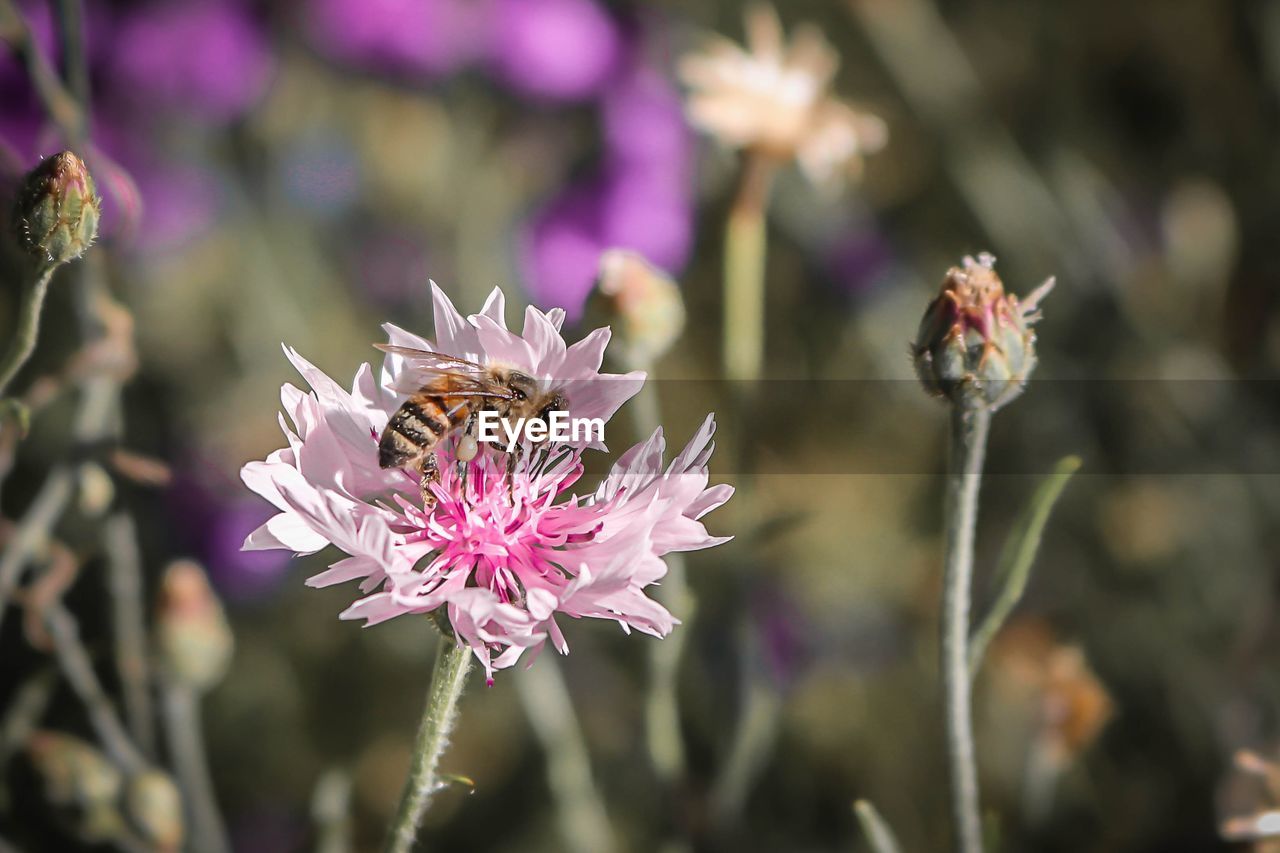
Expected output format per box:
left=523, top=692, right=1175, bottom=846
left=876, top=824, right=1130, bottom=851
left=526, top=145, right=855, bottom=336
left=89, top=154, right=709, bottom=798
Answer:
left=458, top=413, right=479, bottom=492
left=418, top=454, right=440, bottom=509
left=506, top=442, right=522, bottom=497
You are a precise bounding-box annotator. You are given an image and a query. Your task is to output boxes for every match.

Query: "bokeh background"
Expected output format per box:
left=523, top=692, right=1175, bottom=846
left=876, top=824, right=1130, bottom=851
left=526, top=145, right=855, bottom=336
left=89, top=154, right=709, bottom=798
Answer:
left=2, top=0, right=1280, bottom=850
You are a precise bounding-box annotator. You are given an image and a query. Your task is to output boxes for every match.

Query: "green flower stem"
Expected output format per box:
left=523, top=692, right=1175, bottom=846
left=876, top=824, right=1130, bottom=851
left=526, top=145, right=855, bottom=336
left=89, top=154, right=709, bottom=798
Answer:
left=941, top=403, right=990, bottom=853
left=516, top=659, right=616, bottom=853
left=854, top=799, right=903, bottom=853
left=722, top=150, right=777, bottom=385
left=968, top=455, right=1081, bottom=680
left=384, top=637, right=473, bottom=853
left=162, top=684, right=230, bottom=853
left=0, top=265, right=55, bottom=398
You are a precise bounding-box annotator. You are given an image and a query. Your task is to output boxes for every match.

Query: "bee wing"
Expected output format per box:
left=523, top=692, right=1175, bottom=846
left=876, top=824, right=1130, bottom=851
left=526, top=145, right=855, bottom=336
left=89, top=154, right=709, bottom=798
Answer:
left=374, top=344, right=511, bottom=397
left=374, top=344, right=490, bottom=376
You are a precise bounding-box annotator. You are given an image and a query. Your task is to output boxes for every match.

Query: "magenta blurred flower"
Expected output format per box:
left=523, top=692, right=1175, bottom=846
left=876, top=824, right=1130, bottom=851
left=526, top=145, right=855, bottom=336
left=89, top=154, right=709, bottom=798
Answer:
left=240, top=285, right=731, bottom=678
left=125, top=160, right=223, bottom=253
left=110, top=1, right=274, bottom=122
left=521, top=66, right=695, bottom=318
left=169, top=469, right=292, bottom=601
left=303, top=0, right=481, bottom=79
left=487, top=0, right=622, bottom=101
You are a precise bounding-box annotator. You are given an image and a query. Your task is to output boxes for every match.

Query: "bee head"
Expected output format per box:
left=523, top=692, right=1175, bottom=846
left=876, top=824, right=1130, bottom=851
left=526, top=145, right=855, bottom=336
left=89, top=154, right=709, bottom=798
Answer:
left=505, top=371, right=537, bottom=404
left=537, top=392, right=568, bottom=425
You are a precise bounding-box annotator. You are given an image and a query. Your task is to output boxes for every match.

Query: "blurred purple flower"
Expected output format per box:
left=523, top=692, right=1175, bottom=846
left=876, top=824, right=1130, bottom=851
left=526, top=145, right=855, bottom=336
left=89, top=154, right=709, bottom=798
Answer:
left=303, top=0, right=481, bottom=79
left=350, top=229, right=431, bottom=308
left=487, top=0, right=622, bottom=101
left=126, top=161, right=224, bottom=253
left=602, top=66, right=691, bottom=169
left=521, top=182, right=606, bottom=317
left=110, top=1, right=274, bottom=122
left=170, top=469, right=292, bottom=602
left=825, top=228, right=895, bottom=297
left=521, top=65, right=695, bottom=318
left=751, top=583, right=811, bottom=691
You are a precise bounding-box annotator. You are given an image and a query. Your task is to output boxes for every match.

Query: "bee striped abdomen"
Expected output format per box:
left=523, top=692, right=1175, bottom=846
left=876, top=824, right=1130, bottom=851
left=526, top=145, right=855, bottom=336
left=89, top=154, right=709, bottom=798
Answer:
left=378, top=396, right=461, bottom=469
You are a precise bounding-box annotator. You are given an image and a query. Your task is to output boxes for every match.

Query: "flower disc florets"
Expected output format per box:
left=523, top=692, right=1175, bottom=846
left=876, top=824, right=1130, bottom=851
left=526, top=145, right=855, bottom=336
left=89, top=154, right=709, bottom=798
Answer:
left=912, top=253, right=1054, bottom=411
left=241, top=284, right=732, bottom=679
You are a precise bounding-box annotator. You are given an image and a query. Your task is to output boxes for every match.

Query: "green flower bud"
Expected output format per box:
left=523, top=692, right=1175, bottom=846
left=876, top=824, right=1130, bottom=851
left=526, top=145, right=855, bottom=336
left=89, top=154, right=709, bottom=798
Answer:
left=157, top=559, right=234, bottom=691
left=12, top=150, right=101, bottom=268
left=912, top=253, right=1054, bottom=411
left=126, top=770, right=185, bottom=852
left=27, top=731, right=125, bottom=842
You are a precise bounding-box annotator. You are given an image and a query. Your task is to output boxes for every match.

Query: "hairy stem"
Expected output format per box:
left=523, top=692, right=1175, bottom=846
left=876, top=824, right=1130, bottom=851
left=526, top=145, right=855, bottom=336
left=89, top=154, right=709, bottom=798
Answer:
left=941, top=403, right=989, bottom=853
left=384, top=637, right=472, bottom=853
left=163, top=684, right=230, bottom=853
left=0, top=266, right=55, bottom=399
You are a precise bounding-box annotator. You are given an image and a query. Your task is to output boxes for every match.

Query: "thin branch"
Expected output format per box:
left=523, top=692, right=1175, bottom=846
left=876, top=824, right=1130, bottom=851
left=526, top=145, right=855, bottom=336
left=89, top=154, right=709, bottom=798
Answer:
left=45, top=601, right=147, bottom=774
left=0, top=466, right=75, bottom=636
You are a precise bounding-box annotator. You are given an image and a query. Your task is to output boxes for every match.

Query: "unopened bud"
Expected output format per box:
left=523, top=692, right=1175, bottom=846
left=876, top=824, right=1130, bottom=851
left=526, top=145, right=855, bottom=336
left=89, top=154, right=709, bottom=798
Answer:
left=912, top=253, right=1054, bottom=411
left=12, top=151, right=101, bottom=268
left=27, top=730, right=125, bottom=842
left=157, top=559, right=233, bottom=691
left=126, top=770, right=185, bottom=852
left=590, top=249, right=686, bottom=368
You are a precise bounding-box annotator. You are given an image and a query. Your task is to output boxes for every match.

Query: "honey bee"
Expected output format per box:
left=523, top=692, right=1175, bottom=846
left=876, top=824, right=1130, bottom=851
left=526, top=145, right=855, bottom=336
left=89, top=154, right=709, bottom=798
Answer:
left=373, top=344, right=568, bottom=505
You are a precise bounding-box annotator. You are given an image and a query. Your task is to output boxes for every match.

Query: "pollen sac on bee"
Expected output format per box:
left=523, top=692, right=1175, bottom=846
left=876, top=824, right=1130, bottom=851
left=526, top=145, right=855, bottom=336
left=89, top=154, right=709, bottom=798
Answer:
left=456, top=433, right=479, bottom=461
left=912, top=253, right=1054, bottom=411
left=12, top=151, right=102, bottom=268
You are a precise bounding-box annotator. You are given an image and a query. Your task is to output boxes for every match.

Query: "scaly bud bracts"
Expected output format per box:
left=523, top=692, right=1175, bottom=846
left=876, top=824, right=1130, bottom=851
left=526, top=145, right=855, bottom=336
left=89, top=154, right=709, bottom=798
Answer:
left=27, top=731, right=125, bottom=842
left=126, top=770, right=185, bottom=852
left=590, top=249, right=686, bottom=368
left=912, top=253, right=1054, bottom=410
left=156, top=560, right=233, bottom=692
left=12, top=151, right=101, bottom=268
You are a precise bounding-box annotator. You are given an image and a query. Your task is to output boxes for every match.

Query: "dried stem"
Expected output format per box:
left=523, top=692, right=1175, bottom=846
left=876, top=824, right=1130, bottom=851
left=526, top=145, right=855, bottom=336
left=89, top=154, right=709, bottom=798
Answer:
left=0, top=265, right=56, bottom=399
left=384, top=637, right=473, bottom=853
left=941, top=403, right=990, bottom=853
left=722, top=150, right=777, bottom=384
left=0, top=466, right=75, bottom=636
left=515, top=659, right=616, bottom=853
left=104, top=511, right=155, bottom=757
left=45, top=601, right=147, bottom=774
left=162, top=684, right=231, bottom=853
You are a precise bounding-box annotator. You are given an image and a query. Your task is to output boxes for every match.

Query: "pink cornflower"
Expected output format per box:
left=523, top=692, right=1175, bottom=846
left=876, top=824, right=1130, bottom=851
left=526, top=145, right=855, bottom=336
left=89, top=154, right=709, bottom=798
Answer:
left=240, top=284, right=732, bottom=678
